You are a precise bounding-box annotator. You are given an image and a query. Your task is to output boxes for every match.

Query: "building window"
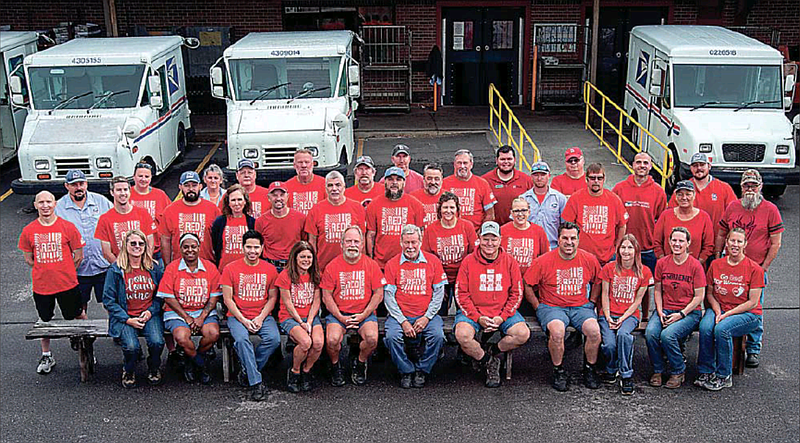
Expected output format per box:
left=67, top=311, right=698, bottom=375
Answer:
left=492, top=21, right=514, bottom=50
left=535, top=24, right=578, bottom=53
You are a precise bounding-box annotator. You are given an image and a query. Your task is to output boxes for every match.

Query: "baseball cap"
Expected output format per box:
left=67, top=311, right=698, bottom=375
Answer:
left=65, top=170, right=87, bottom=184
left=690, top=153, right=710, bottom=165
left=355, top=155, right=375, bottom=169
left=479, top=221, right=501, bottom=237
left=530, top=161, right=551, bottom=174
left=384, top=166, right=406, bottom=180
left=674, top=180, right=695, bottom=192
left=237, top=159, right=256, bottom=170
left=740, top=169, right=762, bottom=186
left=268, top=181, right=288, bottom=193
left=179, top=171, right=201, bottom=185
left=565, top=147, right=583, bottom=161
left=392, top=144, right=410, bottom=157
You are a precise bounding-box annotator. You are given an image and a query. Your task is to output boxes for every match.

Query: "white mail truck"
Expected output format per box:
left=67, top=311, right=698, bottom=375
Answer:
left=1, top=31, right=39, bottom=166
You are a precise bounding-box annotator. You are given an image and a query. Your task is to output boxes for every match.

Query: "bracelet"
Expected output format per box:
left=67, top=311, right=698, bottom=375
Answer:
left=679, top=311, right=686, bottom=319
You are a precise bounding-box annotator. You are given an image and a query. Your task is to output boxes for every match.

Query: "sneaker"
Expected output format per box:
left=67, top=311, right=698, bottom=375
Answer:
left=199, top=365, right=212, bottom=385
left=664, top=373, right=685, bottom=389
left=583, top=364, right=601, bottom=389
left=745, top=353, right=760, bottom=368
left=702, top=374, right=733, bottom=391
left=485, top=354, right=502, bottom=388
left=412, top=371, right=426, bottom=388
left=693, top=373, right=713, bottom=387
left=122, top=370, right=137, bottom=389
left=649, top=373, right=662, bottom=387
left=147, top=369, right=162, bottom=386
left=287, top=369, right=302, bottom=393
left=330, top=361, right=346, bottom=387
left=552, top=366, right=569, bottom=392
left=36, top=354, right=55, bottom=375
left=167, top=350, right=183, bottom=373
left=600, top=371, right=618, bottom=384
left=250, top=382, right=270, bottom=402
left=237, top=368, right=249, bottom=387
left=620, top=377, right=635, bottom=395
left=351, top=359, right=368, bottom=386
left=399, top=373, right=413, bottom=389
left=300, top=371, right=314, bottom=392
left=182, top=357, right=196, bottom=383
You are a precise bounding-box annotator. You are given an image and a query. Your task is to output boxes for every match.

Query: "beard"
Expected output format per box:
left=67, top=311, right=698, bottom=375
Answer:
left=72, top=191, right=86, bottom=201
left=741, top=193, right=762, bottom=211
left=386, top=188, right=403, bottom=200
left=184, top=191, right=200, bottom=202
left=498, top=164, right=514, bottom=174
left=426, top=184, right=440, bottom=195
left=344, top=248, right=360, bottom=260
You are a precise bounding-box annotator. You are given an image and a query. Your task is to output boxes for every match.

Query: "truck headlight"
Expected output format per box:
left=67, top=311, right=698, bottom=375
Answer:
left=96, top=157, right=112, bottom=169
left=699, top=143, right=712, bottom=153
left=776, top=145, right=789, bottom=155
left=243, top=148, right=258, bottom=159
left=305, top=146, right=319, bottom=157
left=34, top=159, right=50, bottom=171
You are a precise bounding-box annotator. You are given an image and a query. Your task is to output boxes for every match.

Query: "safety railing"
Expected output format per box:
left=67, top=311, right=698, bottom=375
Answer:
left=583, top=81, right=674, bottom=188
left=489, top=83, right=541, bottom=172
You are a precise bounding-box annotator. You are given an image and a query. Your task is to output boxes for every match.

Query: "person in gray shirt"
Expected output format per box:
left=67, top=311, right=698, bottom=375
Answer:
left=520, top=161, right=566, bottom=250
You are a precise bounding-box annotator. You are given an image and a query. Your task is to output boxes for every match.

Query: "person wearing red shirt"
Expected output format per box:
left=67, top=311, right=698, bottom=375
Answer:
left=366, top=167, right=424, bottom=269
left=668, top=153, right=736, bottom=232
left=130, top=162, right=171, bottom=262
left=697, top=228, right=764, bottom=391
left=321, top=226, right=386, bottom=387
left=482, top=145, right=534, bottom=225
left=221, top=231, right=280, bottom=401
left=455, top=221, right=529, bottom=388
left=305, top=171, right=366, bottom=269
left=411, top=163, right=444, bottom=227
left=19, top=191, right=85, bottom=375
left=524, top=222, right=602, bottom=392
left=501, top=197, right=549, bottom=314
left=204, top=184, right=256, bottom=272
left=285, top=149, right=327, bottom=215
left=383, top=225, right=447, bottom=388
left=653, top=180, right=714, bottom=265
left=255, top=181, right=306, bottom=271
left=561, top=163, right=628, bottom=266
left=612, top=152, right=667, bottom=274
left=442, top=149, right=497, bottom=228
left=645, top=226, right=705, bottom=389
left=379, top=144, right=425, bottom=194
left=345, top=155, right=383, bottom=208
left=551, top=147, right=586, bottom=198
left=159, top=171, right=222, bottom=264
left=96, top=177, right=155, bottom=263
left=598, top=235, right=653, bottom=395
left=228, top=159, right=270, bottom=218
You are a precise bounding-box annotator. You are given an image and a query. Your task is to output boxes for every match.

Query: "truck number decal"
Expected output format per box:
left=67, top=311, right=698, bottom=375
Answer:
left=708, top=49, right=736, bottom=56
left=270, top=50, right=300, bottom=56
left=71, top=57, right=102, bottom=64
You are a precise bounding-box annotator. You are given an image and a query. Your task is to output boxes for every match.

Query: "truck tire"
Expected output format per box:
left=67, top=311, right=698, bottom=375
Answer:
left=763, top=185, right=786, bottom=199
left=177, top=125, right=187, bottom=156
left=663, top=145, right=682, bottom=195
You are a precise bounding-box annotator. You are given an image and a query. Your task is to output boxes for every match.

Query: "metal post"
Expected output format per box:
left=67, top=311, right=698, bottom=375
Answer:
left=600, top=95, right=606, bottom=146
left=589, top=0, right=600, bottom=103
left=617, top=112, right=623, bottom=163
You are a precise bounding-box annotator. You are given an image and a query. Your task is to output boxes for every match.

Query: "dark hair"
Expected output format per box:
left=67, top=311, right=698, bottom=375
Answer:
left=496, top=145, right=516, bottom=159
left=558, top=221, right=581, bottom=236
left=109, top=176, right=129, bottom=191
left=423, top=163, right=443, bottom=175
left=436, top=191, right=461, bottom=219
left=586, top=163, right=605, bottom=175
left=134, top=162, right=154, bottom=173
left=287, top=241, right=320, bottom=285
left=670, top=226, right=692, bottom=244
left=222, top=184, right=252, bottom=217
left=242, top=229, right=263, bottom=246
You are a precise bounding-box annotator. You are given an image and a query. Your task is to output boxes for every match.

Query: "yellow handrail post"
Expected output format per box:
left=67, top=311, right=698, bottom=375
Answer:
left=617, top=112, right=623, bottom=162
left=584, top=83, right=590, bottom=130
left=600, top=95, right=606, bottom=142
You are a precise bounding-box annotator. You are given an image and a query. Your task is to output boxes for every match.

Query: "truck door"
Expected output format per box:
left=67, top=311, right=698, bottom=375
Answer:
left=155, top=63, right=176, bottom=167
left=644, top=59, right=672, bottom=164
left=1, top=50, right=28, bottom=163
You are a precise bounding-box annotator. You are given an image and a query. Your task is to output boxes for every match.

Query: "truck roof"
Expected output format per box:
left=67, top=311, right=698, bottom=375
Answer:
left=25, top=36, right=184, bottom=66
left=224, top=31, right=354, bottom=58
left=0, top=31, right=39, bottom=52
left=631, top=25, right=782, bottom=61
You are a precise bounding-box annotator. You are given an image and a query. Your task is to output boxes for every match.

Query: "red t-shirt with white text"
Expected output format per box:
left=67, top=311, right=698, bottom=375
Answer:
left=220, top=258, right=278, bottom=319
left=159, top=199, right=221, bottom=261
left=320, top=255, right=386, bottom=314
left=124, top=267, right=156, bottom=316
left=384, top=252, right=447, bottom=318
left=525, top=249, right=600, bottom=307
left=285, top=175, right=327, bottom=215
left=500, top=222, right=550, bottom=276
left=95, top=206, right=155, bottom=256
left=18, top=217, right=84, bottom=295
left=422, top=219, right=477, bottom=283
left=562, top=189, right=629, bottom=263
left=410, top=189, right=442, bottom=228
left=255, top=209, right=306, bottom=261
left=612, top=175, right=667, bottom=251
left=442, top=175, right=497, bottom=229
left=482, top=168, right=534, bottom=225
left=130, top=187, right=171, bottom=252
left=366, top=194, right=425, bottom=268
left=275, top=270, right=318, bottom=322
left=707, top=257, right=764, bottom=315
left=158, top=258, right=221, bottom=316
left=304, top=198, right=366, bottom=269
left=599, top=262, right=653, bottom=318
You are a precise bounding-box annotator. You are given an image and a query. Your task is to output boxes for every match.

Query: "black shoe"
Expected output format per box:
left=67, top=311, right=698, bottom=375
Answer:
left=237, top=368, right=248, bottom=387
left=399, top=373, right=413, bottom=389
left=183, top=357, right=196, bottom=383
left=330, top=361, right=346, bottom=387
left=300, top=371, right=314, bottom=392
left=147, top=369, right=162, bottom=386
left=167, top=350, right=184, bottom=373
left=745, top=353, right=760, bottom=368
left=204, top=348, right=217, bottom=362
left=250, top=382, right=270, bottom=402
left=70, top=336, right=81, bottom=351
left=412, top=371, right=426, bottom=388
left=620, top=377, right=635, bottom=395
left=121, top=370, right=137, bottom=389
left=351, top=359, right=368, bottom=386
left=287, top=369, right=302, bottom=393
left=584, top=364, right=601, bottom=389
left=552, top=366, right=569, bottom=392
left=600, top=371, right=617, bottom=384
left=199, top=366, right=212, bottom=385
left=485, top=354, right=502, bottom=388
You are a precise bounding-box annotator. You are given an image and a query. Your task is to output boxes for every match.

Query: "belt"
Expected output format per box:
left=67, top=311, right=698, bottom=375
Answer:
left=265, top=257, right=288, bottom=267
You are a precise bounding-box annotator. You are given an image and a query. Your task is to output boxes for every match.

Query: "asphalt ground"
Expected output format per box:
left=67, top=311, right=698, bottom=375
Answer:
left=1, top=111, right=798, bottom=442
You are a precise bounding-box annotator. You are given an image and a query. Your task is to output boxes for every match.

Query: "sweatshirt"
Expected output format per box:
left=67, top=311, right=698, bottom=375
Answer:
left=454, top=248, right=522, bottom=322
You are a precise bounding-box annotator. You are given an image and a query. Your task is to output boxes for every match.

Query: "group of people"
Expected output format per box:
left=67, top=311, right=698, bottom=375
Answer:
left=19, top=143, right=783, bottom=398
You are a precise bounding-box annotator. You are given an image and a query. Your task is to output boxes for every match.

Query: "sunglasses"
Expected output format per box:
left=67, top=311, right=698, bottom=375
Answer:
left=511, top=209, right=529, bottom=214
left=587, top=175, right=605, bottom=181
left=566, top=158, right=581, bottom=164
left=128, top=241, right=146, bottom=247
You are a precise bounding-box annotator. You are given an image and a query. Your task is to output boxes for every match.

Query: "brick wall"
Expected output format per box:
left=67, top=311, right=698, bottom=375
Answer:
left=396, top=2, right=438, bottom=103
left=0, top=0, right=106, bottom=33
left=746, top=0, right=799, bottom=49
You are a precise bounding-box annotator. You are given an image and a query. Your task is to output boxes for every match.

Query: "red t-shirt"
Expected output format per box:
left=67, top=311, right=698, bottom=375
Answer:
left=365, top=194, right=425, bottom=268
left=18, top=217, right=84, bottom=295
left=719, top=199, right=784, bottom=265
left=220, top=185, right=271, bottom=219
left=220, top=258, right=278, bottom=319
left=653, top=208, right=715, bottom=262
left=158, top=258, right=222, bottom=316
left=410, top=189, right=442, bottom=228
left=707, top=257, right=764, bottom=315
left=201, top=215, right=249, bottom=271
left=158, top=199, right=221, bottom=262
left=320, top=255, right=386, bottom=314
left=482, top=169, right=534, bottom=225
left=95, top=206, right=155, bottom=256
left=254, top=209, right=306, bottom=261
left=500, top=222, right=550, bottom=276
left=655, top=255, right=706, bottom=311
left=422, top=219, right=477, bottom=283
left=384, top=252, right=447, bottom=318
left=304, top=198, right=366, bottom=269
left=612, top=175, right=667, bottom=251
left=344, top=184, right=384, bottom=209
left=442, top=175, right=498, bottom=228
left=130, top=187, right=171, bottom=251
left=599, top=263, right=654, bottom=318
left=551, top=173, right=585, bottom=198
left=455, top=250, right=523, bottom=321
left=285, top=175, right=327, bottom=215
left=124, top=267, right=156, bottom=316
left=275, top=270, right=318, bottom=322
left=668, top=177, right=736, bottom=232
left=525, top=249, right=601, bottom=307
left=562, top=189, right=629, bottom=263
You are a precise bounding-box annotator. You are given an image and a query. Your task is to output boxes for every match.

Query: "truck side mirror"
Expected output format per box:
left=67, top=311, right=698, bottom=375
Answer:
left=348, top=65, right=360, bottom=84
left=650, top=67, right=663, bottom=96
left=348, top=85, right=360, bottom=98
left=148, top=75, right=161, bottom=94
left=149, top=95, right=163, bottom=109
left=785, top=74, right=796, bottom=92
left=9, top=76, right=28, bottom=106
left=211, top=67, right=224, bottom=86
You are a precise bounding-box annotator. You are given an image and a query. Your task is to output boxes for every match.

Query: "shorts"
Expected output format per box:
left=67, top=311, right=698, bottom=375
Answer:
left=34, top=286, right=83, bottom=321
left=325, top=312, right=378, bottom=330
left=165, top=315, right=219, bottom=333
left=280, top=316, right=322, bottom=335
left=454, top=310, right=525, bottom=335
left=537, top=302, right=597, bottom=332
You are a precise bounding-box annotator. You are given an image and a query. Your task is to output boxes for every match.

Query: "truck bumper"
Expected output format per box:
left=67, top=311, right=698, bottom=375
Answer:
left=11, top=178, right=117, bottom=195
left=709, top=166, right=800, bottom=187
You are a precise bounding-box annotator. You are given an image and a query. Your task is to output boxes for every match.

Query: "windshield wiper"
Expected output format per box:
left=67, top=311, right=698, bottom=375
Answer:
left=733, top=100, right=781, bottom=112
left=87, top=89, right=130, bottom=113
left=249, top=82, right=291, bottom=105
left=51, top=91, right=93, bottom=113
left=689, top=100, right=741, bottom=111
left=287, top=86, right=331, bottom=103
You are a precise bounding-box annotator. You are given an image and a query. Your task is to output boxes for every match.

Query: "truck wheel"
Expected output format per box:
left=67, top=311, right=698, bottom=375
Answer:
left=763, top=185, right=786, bottom=199
left=177, top=125, right=187, bottom=156
left=663, top=145, right=682, bottom=195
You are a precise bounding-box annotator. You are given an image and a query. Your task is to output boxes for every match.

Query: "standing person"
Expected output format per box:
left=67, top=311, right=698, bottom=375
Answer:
left=276, top=242, right=324, bottom=393
left=230, top=159, right=270, bottom=218
left=454, top=221, right=529, bottom=388
left=524, top=222, right=603, bottom=392
left=321, top=226, right=386, bottom=387
left=55, top=169, right=111, bottom=314
left=696, top=228, right=764, bottom=391
left=411, top=163, right=445, bottom=227
left=285, top=149, right=327, bottom=215
left=159, top=171, right=222, bottom=264
left=598, top=235, right=653, bottom=395
left=130, top=162, right=171, bottom=263
left=653, top=180, right=714, bottom=266
left=421, top=192, right=477, bottom=316
left=304, top=171, right=366, bottom=270
left=204, top=184, right=256, bottom=271
left=255, top=181, right=306, bottom=273
left=501, top=197, right=549, bottom=314
left=482, top=145, right=534, bottom=225
left=442, top=149, right=497, bottom=228
left=520, top=161, right=567, bottom=249
left=551, top=147, right=586, bottom=198
left=668, top=153, right=736, bottom=231
left=199, top=164, right=226, bottom=206
left=646, top=227, right=705, bottom=389
left=102, top=229, right=165, bottom=388
left=20, top=191, right=85, bottom=374
left=220, top=231, right=280, bottom=401
left=384, top=225, right=447, bottom=389
left=612, top=152, right=667, bottom=274
left=716, top=169, right=783, bottom=368
left=95, top=177, right=155, bottom=263
left=561, top=163, right=628, bottom=266
left=344, top=155, right=383, bottom=208
left=379, top=144, right=425, bottom=194
left=366, top=167, right=425, bottom=269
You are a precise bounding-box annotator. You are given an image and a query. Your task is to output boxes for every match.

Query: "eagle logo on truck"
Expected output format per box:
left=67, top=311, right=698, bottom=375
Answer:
left=167, top=57, right=180, bottom=95
left=636, top=52, right=649, bottom=88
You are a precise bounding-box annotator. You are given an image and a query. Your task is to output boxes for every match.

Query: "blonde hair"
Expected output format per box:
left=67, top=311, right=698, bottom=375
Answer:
left=116, top=229, right=154, bottom=273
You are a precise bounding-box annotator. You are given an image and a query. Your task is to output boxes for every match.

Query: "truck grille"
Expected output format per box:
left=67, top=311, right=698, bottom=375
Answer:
left=261, top=146, right=298, bottom=169
left=55, top=158, right=91, bottom=177
left=722, top=144, right=765, bottom=163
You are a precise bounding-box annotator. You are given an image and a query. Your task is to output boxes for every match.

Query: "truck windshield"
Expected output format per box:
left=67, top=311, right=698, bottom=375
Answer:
left=229, top=57, right=341, bottom=101
left=673, top=64, right=782, bottom=109
left=28, top=65, right=145, bottom=110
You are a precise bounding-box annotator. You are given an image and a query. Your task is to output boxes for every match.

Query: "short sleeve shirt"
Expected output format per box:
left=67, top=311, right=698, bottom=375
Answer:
left=551, top=173, right=585, bottom=198
left=366, top=194, right=425, bottom=268
left=275, top=270, right=317, bottom=322
left=211, top=215, right=250, bottom=271
left=344, top=184, right=384, bottom=209
left=255, top=209, right=306, bottom=261
left=612, top=176, right=667, bottom=251
left=304, top=198, right=366, bottom=269
left=442, top=175, right=498, bottom=228
left=130, top=187, right=171, bottom=251
left=410, top=189, right=442, bottom=228
left=525, top=249, right=601, bottom=307
left=655, top=255, right=706, bottom=311
left=561, top=189, right=628, bottom=263
left=707, top=257, right=764, bottom=315
left=500, top=222, right=550, bottom=276
left=285, top=175, right=327, bottom=215
left=384, top=252, right=447, bottom=318
left=421, top=219, right=477, bottom=283
left=124, top=267, right=156, bottom=316
left=599, top=263, right=653, bottom=318
left=95, top=206, right=155, bottom=256
left=19, top=217, right=85, bottom=295
left=482, top=169, right=534, bottom=225
left=320, top=255, right=386, bottom=314
left=220, top=259, right=278, bottom=319
left=157, top=258, right=222, bottom=320
left=719, top=199, right=784, bottom=265
left=159, top=199, right=221, bottom=260
left=669, top=177, right=736, bottom=231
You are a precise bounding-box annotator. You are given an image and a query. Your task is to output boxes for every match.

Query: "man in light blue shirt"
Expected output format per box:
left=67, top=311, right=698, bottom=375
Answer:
left=55, top=170, right=112, bottom=314
left=520, top=162, right=567, bottom=249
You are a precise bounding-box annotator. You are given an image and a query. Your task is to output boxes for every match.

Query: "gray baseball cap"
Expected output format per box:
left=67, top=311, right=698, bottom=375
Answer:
left=479, top=221, right=501, bottom=237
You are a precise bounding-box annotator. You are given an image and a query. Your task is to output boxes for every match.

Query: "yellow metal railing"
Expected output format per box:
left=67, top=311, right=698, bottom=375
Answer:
left=583, top=81, right=674, bottom=188
left=489, top=83, right=541, bottom=172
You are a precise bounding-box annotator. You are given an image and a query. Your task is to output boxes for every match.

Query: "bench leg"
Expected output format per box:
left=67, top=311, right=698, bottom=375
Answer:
left=505, top=351, right=513, bottom=380
left=76, top=337, right=94, bottom=383
left=221, top=337, right=231, bottom=383
left=732, top=336, right=746, bottom=375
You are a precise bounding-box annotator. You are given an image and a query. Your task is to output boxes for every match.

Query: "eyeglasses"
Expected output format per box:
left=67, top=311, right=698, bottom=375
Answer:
left=128, top=241, right=146, bottom=247
left=566, top=158, right=581, bottom=164
left=511, top=209, right=529, bottom=214
left=742, top=184, right=760, bottom=190
left=587, top=175, right=605, bottom=181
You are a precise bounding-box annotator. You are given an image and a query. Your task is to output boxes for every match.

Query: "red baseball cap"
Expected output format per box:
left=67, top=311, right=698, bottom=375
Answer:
left=565, top=147, right=583, bottom=161
left=268, top=181, right=288, bottom=193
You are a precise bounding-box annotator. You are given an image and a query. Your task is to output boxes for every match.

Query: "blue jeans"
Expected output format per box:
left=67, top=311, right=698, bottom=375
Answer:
left=439, top=284, right=455, bottom=317
left=645, top=309, right=701, bottom=375
left=598, top=315, right=639, bottom=378
left=118, top=315, right=165, bottom=374
left=641, top=250, right=657, bottom=276
left=746, top=272, right=767, bottom=354
left=384, top=315, right=445, bottom=375
left=227, top=316, right=281, bottom=386
left=697, top=309, right=761, bottom=378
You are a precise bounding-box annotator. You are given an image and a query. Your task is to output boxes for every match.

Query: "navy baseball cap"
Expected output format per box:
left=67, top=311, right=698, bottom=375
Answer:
left=237, top=159, right=256, bottom=170
left=675, top=180, right=695, bottom=192
left=384, top=166, right=406, bottom=179
left=179, top=171, right=201, bottom=185
left=530, top=162, right=551, bottom=174
left=65, top=169, right=87, bottom=184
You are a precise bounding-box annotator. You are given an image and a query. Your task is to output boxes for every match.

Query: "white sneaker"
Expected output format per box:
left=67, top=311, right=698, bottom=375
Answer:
left=37, top=354, right=55, bottom=374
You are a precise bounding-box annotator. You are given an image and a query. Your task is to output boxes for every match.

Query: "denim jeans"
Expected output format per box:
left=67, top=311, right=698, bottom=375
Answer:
left=598, top=315, right=639, bottom=378
left=641, top=250, right=657, bottom=276
left=439, top=284, right=455, bottom=317
left=118, top=315, right=165, bottom=374
left=746, top=272, right=767, bottom=355
left=645, top=309, right=701, bottom=375
left=227, top=316, right=281, bottom=386
left=697, top=309, right=761, bottom=378
left=384, top=315, right=445, bottom=375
